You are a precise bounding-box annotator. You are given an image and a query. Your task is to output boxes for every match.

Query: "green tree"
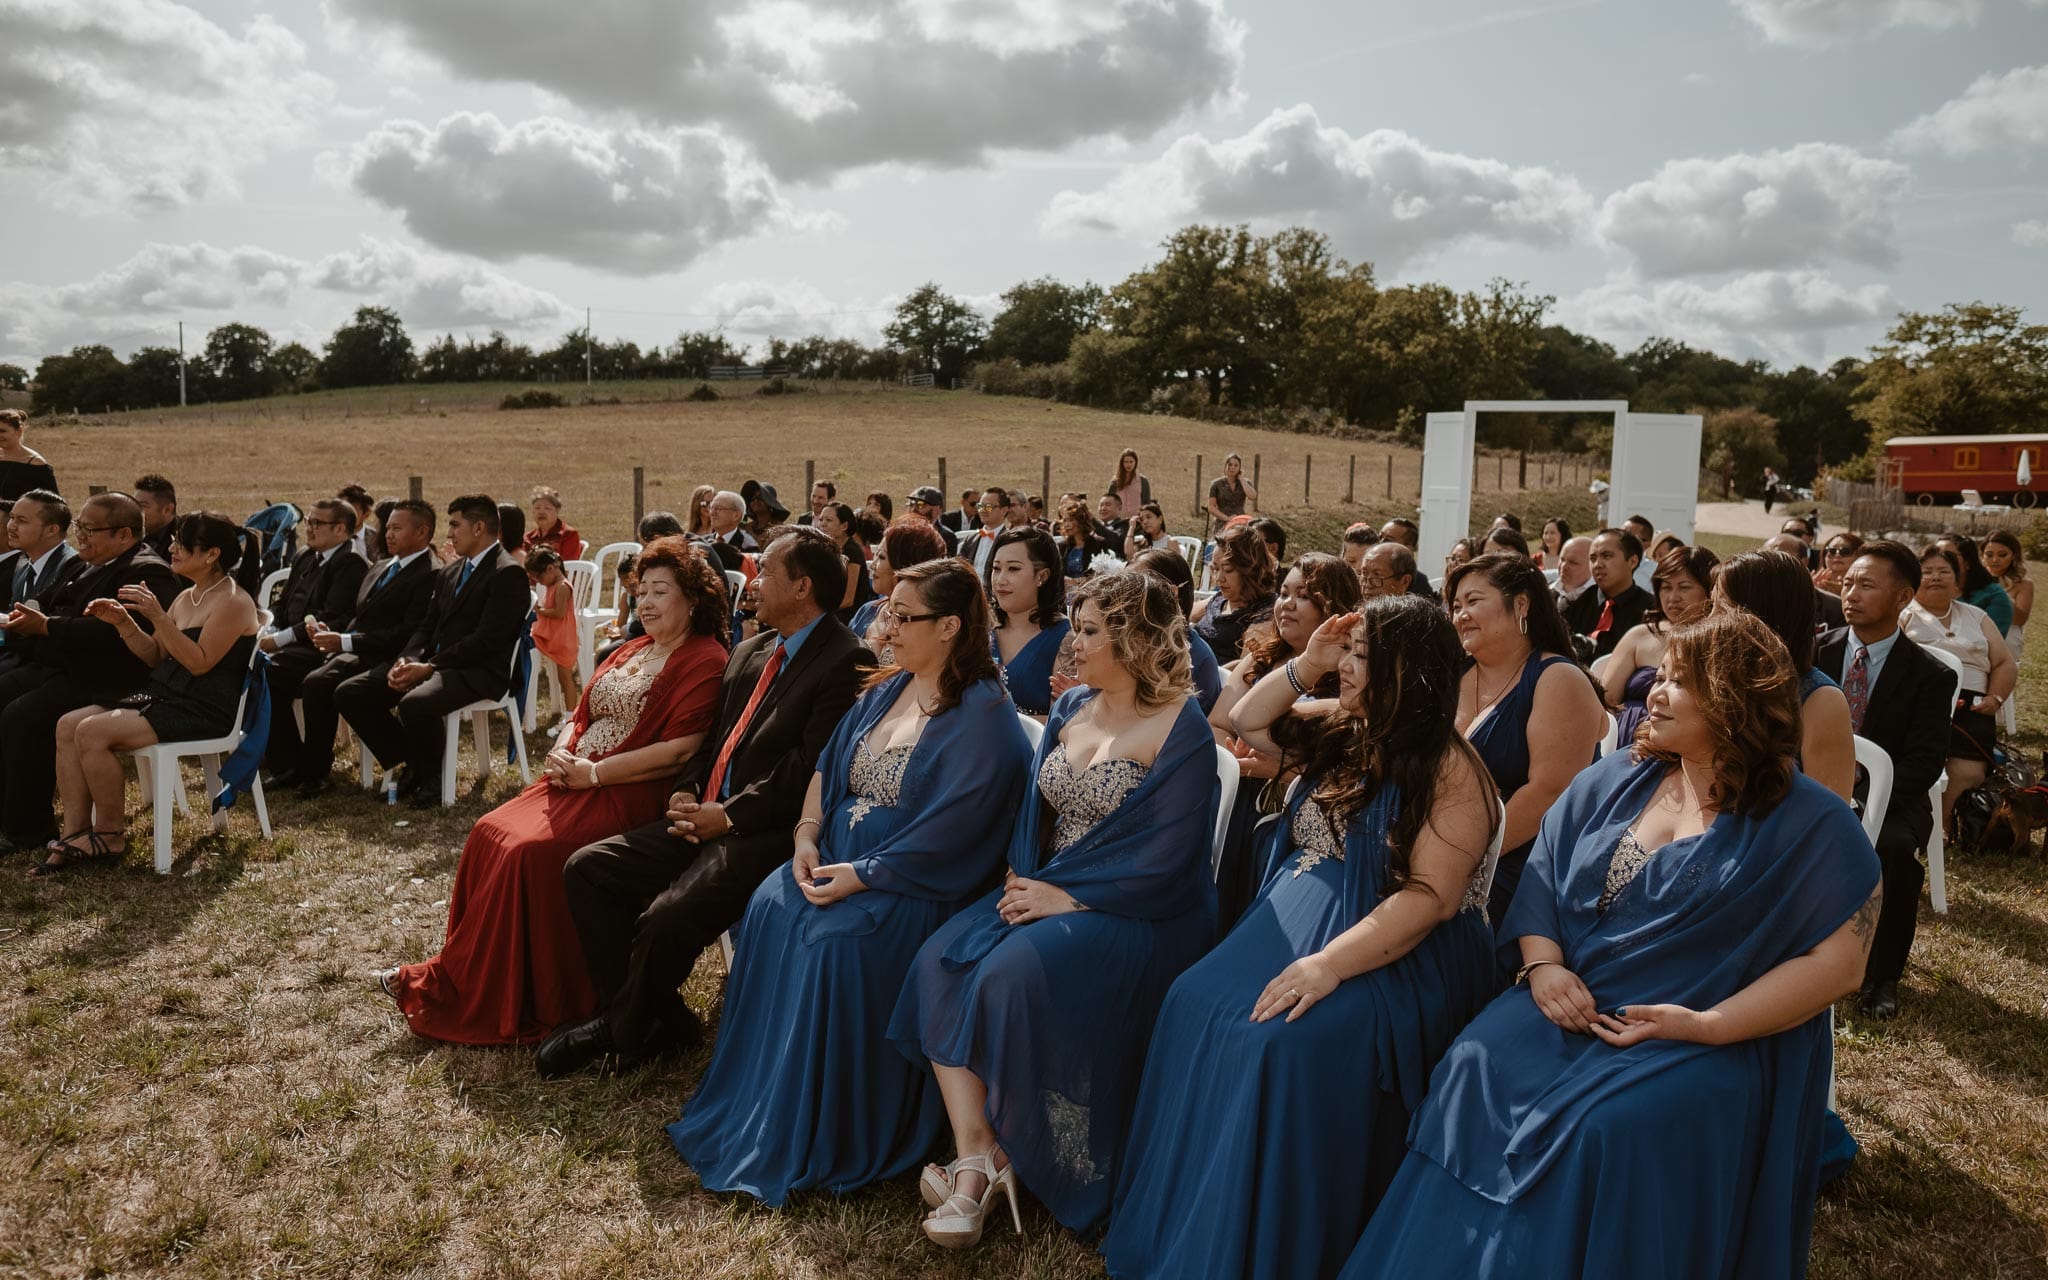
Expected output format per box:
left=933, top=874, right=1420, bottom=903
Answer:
left=1855, top=302, right=2048, bottom=442
left=204, top=322, right=276, bottom=401
left=271, top=342, right=318, bottom=392
left=984, top=277, right=1103, bottom=367
left=30, top=345, right=128, bottom=415
left=1757, top=358, right=1866, bottom=486
left=123, top=346, right=187, bottom=407
left=667, top=330, right=750, bottom=378
left=0, top=363, right=26, bottom=391
left=320, top=306, right=416, bottom=389
left=1700, top=406, right=1786, bottom=498
left=1527, top=326, right=1634, bottom=402
left=884, top=283, right=987, bottom=384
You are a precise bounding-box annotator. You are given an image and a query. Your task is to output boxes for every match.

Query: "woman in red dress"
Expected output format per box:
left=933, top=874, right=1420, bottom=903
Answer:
left=381, top=537, right=729, bottom=1045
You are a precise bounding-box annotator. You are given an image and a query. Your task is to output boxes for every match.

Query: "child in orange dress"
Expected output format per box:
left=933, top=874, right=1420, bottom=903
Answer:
left=526, top=548, right=579, bottom=722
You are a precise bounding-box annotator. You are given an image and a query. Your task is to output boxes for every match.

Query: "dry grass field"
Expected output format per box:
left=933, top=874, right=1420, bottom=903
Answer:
left=2, top=390, right=2046, bottom=1278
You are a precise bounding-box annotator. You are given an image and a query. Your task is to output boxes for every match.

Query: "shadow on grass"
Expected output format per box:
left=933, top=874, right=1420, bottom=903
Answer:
left=4, top=825, right=256, bottom=971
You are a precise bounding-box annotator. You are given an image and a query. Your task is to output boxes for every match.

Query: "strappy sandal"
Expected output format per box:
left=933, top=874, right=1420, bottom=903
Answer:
left=921, top=1152, right=1023, bottom=1250
left=27, top=830, right=127, bottom=877
left=919, top=1156, right=964, bottom=1209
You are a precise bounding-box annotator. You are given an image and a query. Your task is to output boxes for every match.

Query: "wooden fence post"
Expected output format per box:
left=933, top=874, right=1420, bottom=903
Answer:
left=1519, top=449, right=1528, bottom=490
left=1251, top=455, right=1261, bottom=511
left=88, top=484, right=108, bottom=497
left=1346, top=455, right=1356, bottom=504
left=408, top=475, right=423, bottom=502
left=1497, top=455, right=1505, bottom=490
left=1304, top=454, right=1313, bottom=505
left=1042, top=455, right=1051, bottom=508
left=632, top=466, right=645, bottom=529
left=805, top=459, right=815, bottom=501
left=1193, top=454, right=1203, bottom=521
left=938, top=457, right=947, bottom=505
left=1386, top=455, right=1393, bottom=498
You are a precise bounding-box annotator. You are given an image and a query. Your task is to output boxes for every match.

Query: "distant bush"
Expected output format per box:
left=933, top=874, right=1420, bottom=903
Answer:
left=686, top=383, right=721, bottom=402
left=499, top=388, right=567, bottom=410
left=755, top=376, right=807, bottom=397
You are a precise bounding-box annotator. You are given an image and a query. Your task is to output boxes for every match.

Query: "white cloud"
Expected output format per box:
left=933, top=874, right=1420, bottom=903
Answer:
left=1559, top=270, right=1898, bottom=362
left=0, top=0, right=332, bottom=214
left=2017, top=220, right=2048, bottom=246
left=1597, top=144, right=1910, bottom=279
left=691, top=280, right=894, bottom=343
left=1040, top=104, right=1593, bottom=270
left=333, top=113, right=821, bottom=273
left=1731, top=0, right=2001, bottom=45
left=325, top=0, right=1243, bottom=179
left=1894, top=64, right=2048, bottom=155
left=1, top=238, right=577, bottom=364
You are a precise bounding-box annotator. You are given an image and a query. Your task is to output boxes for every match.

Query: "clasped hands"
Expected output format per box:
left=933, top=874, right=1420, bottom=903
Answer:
left=997, top=869, right=1082, bottom=925
left=791, top=835, right=866, bottom=907
left=1526, top=964, right=1714, bottom=1046
left=386, top=658, right=433, bottom=692
left=665, top=790, right=731, bottom=844
left=541, top=745, right=600, bottom=790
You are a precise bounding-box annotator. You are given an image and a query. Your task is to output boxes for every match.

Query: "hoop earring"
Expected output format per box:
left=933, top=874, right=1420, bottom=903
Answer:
left=1518, top=613, right=1528, bottom=635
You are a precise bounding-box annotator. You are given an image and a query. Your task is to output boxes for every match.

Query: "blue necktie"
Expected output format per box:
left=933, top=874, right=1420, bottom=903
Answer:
left=456, top=559, right=474, bottom=593
left=11, top=559, right=29, bottom=602
left=370, top=561, right=398, bottom=594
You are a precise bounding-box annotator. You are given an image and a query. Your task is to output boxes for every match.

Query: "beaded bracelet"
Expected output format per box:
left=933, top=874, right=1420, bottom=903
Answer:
left=1284, top=658, right=1307, bottom=696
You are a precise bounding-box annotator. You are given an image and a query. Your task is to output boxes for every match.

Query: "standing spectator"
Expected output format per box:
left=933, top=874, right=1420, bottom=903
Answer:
left=0, top=410, right=57, bottom=500
left=1535, top=516, right=1570, bottom=570
left=1761, top=464, right=1781, bottom=512
left=524, top=486, right=585, bottom=562
left=798, top=480, right=835, bottom=527
left=540, top=531, right=871, bottom=1077
left=527, top=548, right=581, bottom=723
left=814, top=501, right=874, bottom=623
left=902, top=486, right=958, bottom=555
left=865, top=491, right=893, bottom=523
left=1983, top=530, right=2031, bottom=732
left=1902, top=544, right=2016, bottom=832
left=1816, top=541, right=1956, bottom=1019
left=1206, top=452, right=1256, bottom=523
left=41, top=513, right=261, bottom=873
left=134, top=474, right=178, bottom=562
left=945, top=489, right=980, bottom=536
left=1107, top=447, right=1151, bottom=518
left=1340, top=522, right=1376, bottom=574
left=686, top=484, right=717, bottom=536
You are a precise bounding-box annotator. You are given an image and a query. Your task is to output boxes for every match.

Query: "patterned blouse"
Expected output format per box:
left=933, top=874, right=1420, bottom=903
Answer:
left=1291, top=793, right=1492, bottom=917
left=572, top=657, right=663, bottom=759
left=1598, top=828, right=1655, bottom=913
left=845, top=734, right=916, bottom=831
left=1039, top=740, right=1150, bottom=853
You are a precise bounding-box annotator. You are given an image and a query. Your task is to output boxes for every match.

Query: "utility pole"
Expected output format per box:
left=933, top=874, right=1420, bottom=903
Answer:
left=585, top=307, right=593, bottom=387
left=177, top=321, right=187, bottom=407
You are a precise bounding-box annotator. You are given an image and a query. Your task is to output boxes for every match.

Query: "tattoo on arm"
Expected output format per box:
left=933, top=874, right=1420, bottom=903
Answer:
left=1851, top=888, right=1882, bottom=948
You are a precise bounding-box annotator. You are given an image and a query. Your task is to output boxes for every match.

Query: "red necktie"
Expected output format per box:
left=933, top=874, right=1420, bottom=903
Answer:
left=1593, top=599, right=1615, bottom=638
left=702, top=641, right=785, bottom=802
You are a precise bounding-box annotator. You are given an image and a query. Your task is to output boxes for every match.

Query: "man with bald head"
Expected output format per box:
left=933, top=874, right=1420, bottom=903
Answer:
left=0, top=491, right=180, bottom=853
left=1767, top=532, right=1845, bottom=629
left=1358, top=541, right=1418, bottom=599
left=1551, top=535, right=1594, bottom=610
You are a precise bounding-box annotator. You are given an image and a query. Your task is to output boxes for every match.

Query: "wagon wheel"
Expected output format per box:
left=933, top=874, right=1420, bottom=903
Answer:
left=1915, top=492, right=1934, bottom=507
left=2017, top=491, right=2038, bottom=511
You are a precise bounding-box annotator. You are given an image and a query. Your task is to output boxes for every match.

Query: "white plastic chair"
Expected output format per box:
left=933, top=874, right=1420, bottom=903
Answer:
left=724, top=569, right=746, bottom=601
left=1851, top=735, right=1894, bottom=849
left=1017, top=712, right=1045, bottom=749
left=1169, top=535, right=1204, bottom=567
left=1209, top=744, right=1242, bottom=878
left=527, top=559, right=599, bottom=728
left=1597, top=712, right=1621, bottom=757
left=1475, top=795, right=1509, bottom=909
left=437, top=641, right=534, bottom=806
left=1589, top=653, right=1612, bottom=680
left=127, top=636, right=274, bottom=873
left=590, top=541, right=639, bottom=607
left=1923, top=647, right=1963, bottom=915
left=256, top=567, right=290, bottom=613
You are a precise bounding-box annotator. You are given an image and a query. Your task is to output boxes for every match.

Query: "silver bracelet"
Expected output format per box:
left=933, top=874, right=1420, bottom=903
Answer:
left=1284, top=658, right=1307, bottom=696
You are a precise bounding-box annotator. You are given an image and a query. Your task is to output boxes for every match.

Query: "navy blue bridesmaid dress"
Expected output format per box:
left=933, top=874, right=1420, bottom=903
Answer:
left=668, top=674, right=1032, bottom=1204
left=1101, top=778, right=1497, bottom=1279
left=1467, top=651, right=1580, bottom=924
left=992, top=618, right=1070, bottom=716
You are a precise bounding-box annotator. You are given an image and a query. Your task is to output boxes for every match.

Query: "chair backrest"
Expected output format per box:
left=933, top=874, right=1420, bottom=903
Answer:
left=1475, top=794, right=1509, bottom=908
left=1961, top=488, right=1984, bottom=507
left=1210, top=744, right=1242, bottom=877
left=564, top=559, right=600, bottom=612
left=1597, top=711, right=1620, bottom=757
left=257, top=568, right=289, bottom=613
left=1017, top=712, right=1044, bottom=749
left=1851, top=734, right=1894, bottom=847
left=1169, top=535, right=1203, bottom=566
left=724, top=569, right=746, bottom=600
left=1589, top=653, right=1611, bottom=680
left=590, top=540, right=640, bottom=609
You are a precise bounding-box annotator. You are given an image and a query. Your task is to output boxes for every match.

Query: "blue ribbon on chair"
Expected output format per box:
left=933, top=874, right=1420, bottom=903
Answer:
left=212, top=650, right=273, bottom=812
left=508, top=610, right=536, bottom=763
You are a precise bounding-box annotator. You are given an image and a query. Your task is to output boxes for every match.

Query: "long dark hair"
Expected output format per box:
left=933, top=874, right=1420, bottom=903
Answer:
left=1638, top=610, right=1799, bottom=818
left=862, top=558, right=998, bottom=713
left=1129, top=544, right=1195, bottom=617
left=1714, top=549, right=1816, bottom=675
left=1939, top=533, right=1998, bottom=596
left=988, top=526, right=1063, bottom=627
left=1239, top=552, right=1363, bottom=690
left=1271, top=594, right=1498, bottom=898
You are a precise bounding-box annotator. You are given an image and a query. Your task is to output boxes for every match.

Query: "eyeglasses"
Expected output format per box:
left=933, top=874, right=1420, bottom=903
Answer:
left=73, top=523, right=114, bottom=537
left=1824, top=546, right=1854, bottom=558
left=1359, top=574, right=1392, bottom=589
left=876, top=608, right=943, bottom=631
left=975, top=501, right=1000, bottom=510
left=305, top=518, right=344, bottom=528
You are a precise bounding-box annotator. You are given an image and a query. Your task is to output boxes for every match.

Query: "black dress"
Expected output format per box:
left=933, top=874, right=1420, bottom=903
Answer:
left=0, top=456, right=57, bottom=501
left=836, top=538, right=875, bottom=625
left=1193, top=592, right=1276, bottom=666
left=118, top=628, right=258, bottom=742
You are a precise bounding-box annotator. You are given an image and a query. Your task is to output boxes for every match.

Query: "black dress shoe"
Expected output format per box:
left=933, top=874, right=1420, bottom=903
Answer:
left=263, top=769, right=303, bottom=790
left=408, top=788, right=442, bottom=811
left=1861, top=980, right=1900, bottom=1019
left=389, top=765, right=421, bottom=800
left=296, top=775, right=330, bottom=800
left=536, top=1015, right=614, bottom=1078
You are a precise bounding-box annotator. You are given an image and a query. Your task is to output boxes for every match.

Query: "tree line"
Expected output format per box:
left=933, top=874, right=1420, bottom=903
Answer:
left=20, top=224, right=2046, bottom=488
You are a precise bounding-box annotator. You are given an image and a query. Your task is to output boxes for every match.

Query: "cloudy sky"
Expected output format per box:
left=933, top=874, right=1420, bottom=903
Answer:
left=3, top=0, right=2046, bottom=373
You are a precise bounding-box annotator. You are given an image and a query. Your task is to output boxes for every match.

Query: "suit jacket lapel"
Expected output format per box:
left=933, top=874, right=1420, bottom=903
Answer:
left=1866, top=634, right=1914, bottom=730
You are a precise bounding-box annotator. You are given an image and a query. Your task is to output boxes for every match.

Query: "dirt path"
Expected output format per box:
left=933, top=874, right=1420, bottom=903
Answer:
left=1694, top=499, right=1812, bottom=540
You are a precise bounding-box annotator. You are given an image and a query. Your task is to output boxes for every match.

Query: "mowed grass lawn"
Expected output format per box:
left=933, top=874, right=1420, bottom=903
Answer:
left=2, top=395, right=2047, bottom=1277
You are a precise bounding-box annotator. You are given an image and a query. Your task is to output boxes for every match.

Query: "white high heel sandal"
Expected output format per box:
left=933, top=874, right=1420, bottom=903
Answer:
left=919, top=1156, right=961, bottom=1208
left=921, top=1152, right=1023, bottom=1249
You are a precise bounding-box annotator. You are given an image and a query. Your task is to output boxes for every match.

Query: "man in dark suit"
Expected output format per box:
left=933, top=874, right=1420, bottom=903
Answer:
left=1765, top=533, right=1845, bottom=629
left=0, top=490, right=82, bottom=629
left=334, top=494, right=530, bottom=808
left=706, top=490, right=757, bottom=554
left=960, top=485, right=1009, bottom=577
left=905, top=486, right=959, bottom=555
left=1816, top=540, right=1954, bottom=1019
left=134, top=474, right=178, bottom=563
left=539, top=528, right=871, bottom=1076
left=1379, top=518, right=1438, bottom=602
left=0, top=492, right=180, bottom=852
left=1565, top=528, right=1654, bottom=658
left=942, top=489, right=978, bottom=536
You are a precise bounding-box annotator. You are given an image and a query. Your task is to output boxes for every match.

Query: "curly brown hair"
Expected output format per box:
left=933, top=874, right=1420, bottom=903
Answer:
left=634, top=535, right=731, bottom=648
left=1071, top=569, right=1193, bottom=709
left=1239, top=551, right=1365, bottom=692
left=1634, top=609, right=1799, bottom=817
left=1213, top=522, right=1277, bottom=604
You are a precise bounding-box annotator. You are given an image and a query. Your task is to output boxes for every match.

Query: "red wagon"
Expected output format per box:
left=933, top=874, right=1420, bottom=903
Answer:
left=1883, top=434, right=2048, bottom=506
